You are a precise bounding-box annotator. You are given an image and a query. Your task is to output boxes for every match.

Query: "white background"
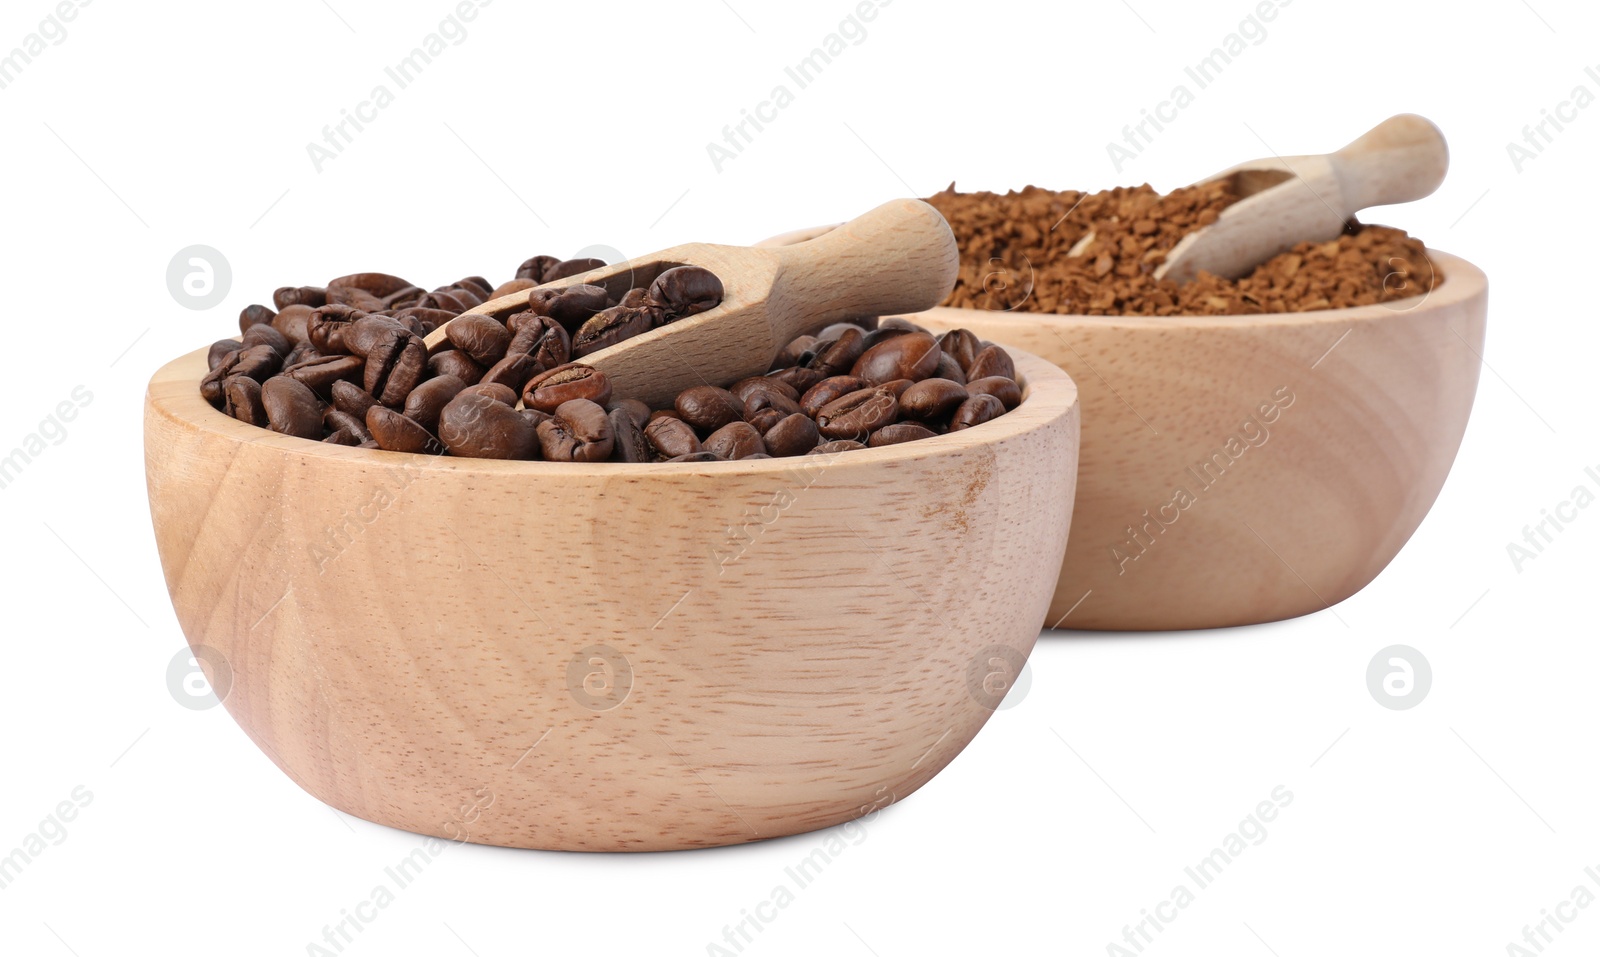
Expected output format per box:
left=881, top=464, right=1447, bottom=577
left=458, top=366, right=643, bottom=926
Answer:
left=1, top=0, right=1596, bottom=954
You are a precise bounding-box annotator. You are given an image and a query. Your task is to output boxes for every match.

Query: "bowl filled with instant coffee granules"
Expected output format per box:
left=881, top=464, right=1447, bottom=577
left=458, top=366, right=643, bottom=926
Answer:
left=763, top=170, right=1487, bottom=631
left=143, top=215, right=1082, bottom=851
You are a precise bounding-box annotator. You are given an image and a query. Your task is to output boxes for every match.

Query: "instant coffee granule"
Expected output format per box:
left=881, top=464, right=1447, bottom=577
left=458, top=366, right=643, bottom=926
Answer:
left=926, top=183, right=1437, bottom=316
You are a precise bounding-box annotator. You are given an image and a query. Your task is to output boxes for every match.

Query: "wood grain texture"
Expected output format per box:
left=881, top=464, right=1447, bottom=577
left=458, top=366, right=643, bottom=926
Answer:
left=758, top=221, right=1487, bottom=631
left=425, top=199, right=959, bottom=409
left=911, top=254, right=1486, bottom=631
left=1158, top=114, right=1449, bottom=283
left=144, top=346, right=1079, bottom=850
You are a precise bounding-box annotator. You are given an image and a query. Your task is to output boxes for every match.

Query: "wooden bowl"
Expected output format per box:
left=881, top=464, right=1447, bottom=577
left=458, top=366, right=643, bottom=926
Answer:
left=761, top=229, right=1487, bottom=630
left=143, top=346, right=1079, bottom=851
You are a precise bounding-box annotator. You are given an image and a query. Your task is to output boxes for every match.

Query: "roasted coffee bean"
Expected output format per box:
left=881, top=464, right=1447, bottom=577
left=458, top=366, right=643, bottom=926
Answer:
left=869, top=422, right=938, bottom=447
left=199, top=270, right=1007, bottom=461
left=767, top=365, right=826, bottom=395
left=807, top=327, right=867, bottom=377
left=965, top=375, right=1022, bottom=409
left=324, top=409, right=371, bottom=442
left=609, top=407, right=652, bottom=462
left=283, top=354, right=364, bottom=396
left=271, top=304, right=315, bottom=345
left=772, top=335, right=818, bottom=370
left=209, top=339, right=242, bottom=370
left=240, top=323, right=290, bottom=356
left=363, top=328, right=428, bottom=406
left=479, top=353, right=538, bottom=394
left=507, top=314, right=571, bottom=372
left=330, top=273, right=414, bottom=299
left=949, top=393, right=1005, bottom=431
left=461, top=382, right=519, bottom=406
left=307, top=303, right=367, bottom=354
left=934, top=352, right=967, bottom=384
left=522, top=407, right=552, bottom=430
left=331, top=380, right=380, bottom=420
left=647, top=266, right=723, bottom=320
left=201, top=344, right=281, bottom=404
left=325, top=285, right=385, bottom=312
left=491, top=278, right=539, bottom=300
left=745, top=407, right=786, bottom=434
left=967, top=345, right=1015, bottom=382
left=675, top=386, right=745, bottom=433
left=704, top=421, right=766, bottom=460
left=239, top=303, right=276, bottom=335
left=763, top=412, right=820, bottom=457
left=547, top=258, right=606, bottom=282
left=516, top=255, right=562, bottom=282
left=573, top=303, right=655, bottom=357
left=899, top=378, right=969, bottom=421
left=222, top=376, right=267, bottom=427
left=860, top=325, right=915, bottom=351
left=367, top=406, right=443, bottom=455
left=800, top=376, right=868, bottom=418
left=382, top=286, right=427, bottom=310
left=606, top=398, right=652, bottom=431
left=429, top=349, right=486, bottom=384
left=393, top=306, right=457, bottom=331
left=644, top=415, right=701, bottom=458
left=665, top=451, right=725, bottom=463
left=438, top=392, right=539, bottom=459
left=526, top=284, right=611, bottom=331
left=402, top=374, right=467, bottom=431
left=936, top=328, right=982, bottom=373
left=810, top=439, right=866, bottom=454
left=852, top=332, right=940, bottom=385
left=446, top=313, right=512, bottom=366
left=261, top=376, right=324, bottom=439
left=522, top=363, right=612, bottom=413
left=815, top=387, right=899, bottom=441
left=537, top=399, right=614, bottom=462
left=281, top=339, right=323, bottom=369
left=415, top=289, right=470, bottom=313
left=344, top=316, right=407, bottom=356
left=274, top=286, right=326, bottom=310
left=730, top=376, right=799, bottom=405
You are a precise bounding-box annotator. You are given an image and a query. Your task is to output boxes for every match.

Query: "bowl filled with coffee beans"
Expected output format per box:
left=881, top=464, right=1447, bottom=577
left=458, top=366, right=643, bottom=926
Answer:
left=762, top=117, right=1488, bottom=632
left=143, top=201, right=1083, bottom=851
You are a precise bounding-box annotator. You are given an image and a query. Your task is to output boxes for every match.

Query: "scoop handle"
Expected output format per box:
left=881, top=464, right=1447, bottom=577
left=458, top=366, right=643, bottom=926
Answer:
left=766, top=199, right=958, bottom=338
left=1329, top=113, right=1449, bottom=212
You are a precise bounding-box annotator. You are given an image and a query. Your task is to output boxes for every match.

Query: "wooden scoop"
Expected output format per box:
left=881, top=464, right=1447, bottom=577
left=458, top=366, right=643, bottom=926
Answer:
left=1071, top=113, right=1449, bottom=284
left=425, top=199, right=958, bottom=408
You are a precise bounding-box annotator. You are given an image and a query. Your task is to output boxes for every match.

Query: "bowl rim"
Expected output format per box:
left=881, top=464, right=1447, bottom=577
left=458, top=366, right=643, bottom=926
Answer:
left=759, top=224, right=1485, bottom=330
left=146, top=343, right=1079, bottom=476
